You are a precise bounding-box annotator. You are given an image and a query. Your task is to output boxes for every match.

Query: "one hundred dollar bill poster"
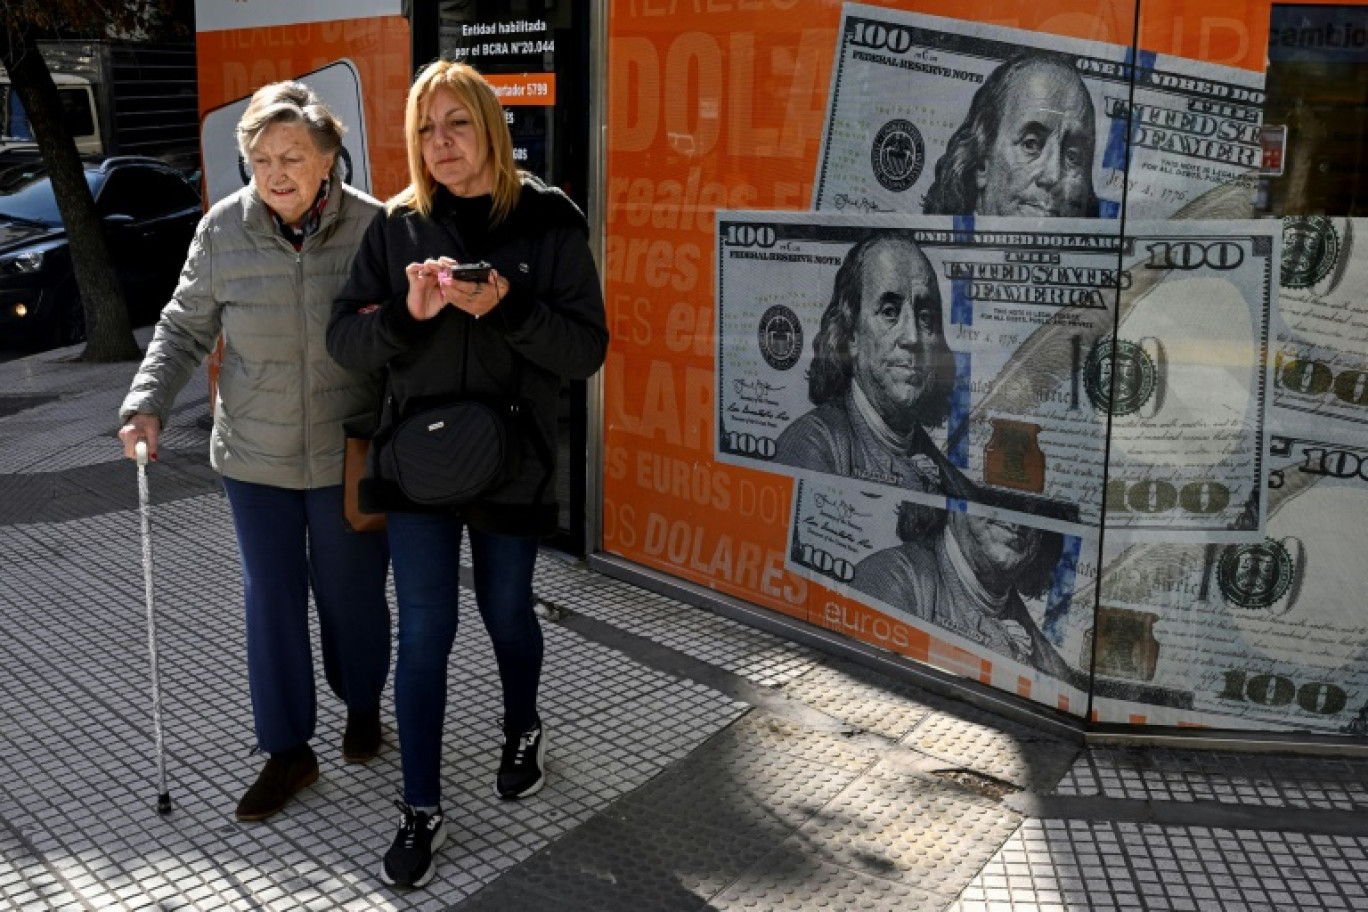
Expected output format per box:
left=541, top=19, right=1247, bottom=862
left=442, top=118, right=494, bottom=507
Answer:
left=787, top=474, right=1096, bottom=705
left=814, top=4, right=1264, bottom=221
left=715, top=210, right=1276, bottom=539
left=1272, top=217, right=1368, bottom=441
left=1084, top=434, right=1368, bottom=730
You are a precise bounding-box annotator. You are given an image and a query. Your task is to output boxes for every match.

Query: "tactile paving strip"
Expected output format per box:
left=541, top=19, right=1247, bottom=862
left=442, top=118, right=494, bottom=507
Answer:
left=790, top=758, right=1023, bottom=898
left=619, top=712, right=869, bottom=841
left=480, top=802, right=775, bottom=912
left=456, top=690, right=1023, bottom=912
left=780, top=662, right=935, bottom=740
left=710, top=711, right=884, bottom=773
left=949, top=819, right=1368, bottom=912
left=1057, top=747, right=1368, bottom=810
left=712, top=841, right=940, bottom=911
left=904, top=704, right=1080, bottom=793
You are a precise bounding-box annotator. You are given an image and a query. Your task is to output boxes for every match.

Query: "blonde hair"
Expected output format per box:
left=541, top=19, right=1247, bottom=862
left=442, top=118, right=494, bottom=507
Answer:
left=388, top=60, right=521, bottom=222
left=235, top=81, right=345, bottom=159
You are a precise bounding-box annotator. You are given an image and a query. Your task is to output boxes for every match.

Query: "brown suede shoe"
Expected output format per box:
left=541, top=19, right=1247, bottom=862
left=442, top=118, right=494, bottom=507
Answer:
left=235, top=745, right=319, bottom=821
left=342, top=706, right=382, bottom=763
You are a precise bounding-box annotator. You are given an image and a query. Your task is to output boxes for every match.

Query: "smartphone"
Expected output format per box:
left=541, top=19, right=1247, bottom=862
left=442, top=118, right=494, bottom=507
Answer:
left=449, top=261, right=493, bottom=283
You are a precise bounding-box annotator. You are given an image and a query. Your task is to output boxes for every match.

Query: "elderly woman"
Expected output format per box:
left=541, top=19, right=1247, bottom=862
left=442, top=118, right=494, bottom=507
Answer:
left=328, top=61, right=607, bottom=890
left=118, top=81, right=391, bottom=822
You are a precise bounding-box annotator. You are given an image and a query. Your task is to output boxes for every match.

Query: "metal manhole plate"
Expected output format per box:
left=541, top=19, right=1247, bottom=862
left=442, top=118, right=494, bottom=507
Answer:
left=931, top=768, right=1022, bottom=801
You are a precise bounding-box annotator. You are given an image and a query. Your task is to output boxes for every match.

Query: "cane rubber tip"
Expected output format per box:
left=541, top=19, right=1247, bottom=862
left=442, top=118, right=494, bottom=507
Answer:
left=156, top=794, right=172, bottom=815
left=135, top=440, right=149, bottom=466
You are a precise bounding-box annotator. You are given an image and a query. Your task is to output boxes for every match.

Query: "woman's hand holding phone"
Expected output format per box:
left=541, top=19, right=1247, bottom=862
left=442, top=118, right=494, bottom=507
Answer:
left=447, top=261, right=507, bottom=320
left=405, top=257, right=507, bottom=320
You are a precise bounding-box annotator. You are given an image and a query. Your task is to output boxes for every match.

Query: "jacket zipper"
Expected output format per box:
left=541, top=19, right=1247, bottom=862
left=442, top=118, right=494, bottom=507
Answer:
left=296, top=248, right=312, bottom=488
left=295, top=203, right=339, bottom=489
left=459, top=304, right=472, bottom=396
left=247, top=195, right=337, bottom=490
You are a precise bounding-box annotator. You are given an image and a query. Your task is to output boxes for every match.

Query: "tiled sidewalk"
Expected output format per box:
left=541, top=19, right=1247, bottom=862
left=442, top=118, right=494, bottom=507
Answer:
left=2, top=340, right=1367, bottom=912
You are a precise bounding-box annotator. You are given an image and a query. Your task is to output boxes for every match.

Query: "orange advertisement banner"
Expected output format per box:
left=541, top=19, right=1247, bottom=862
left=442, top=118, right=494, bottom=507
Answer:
left=602, top=0, right=1277, bottom=715
left=485, top=73, right=557, bottom=106
left=196, top=15, right=412, bottom=200
left=614, top=0, right=1272, bottom=67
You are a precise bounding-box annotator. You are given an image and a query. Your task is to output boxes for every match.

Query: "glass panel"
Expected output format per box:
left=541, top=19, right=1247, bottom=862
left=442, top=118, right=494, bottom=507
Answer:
left=593, top=0, right=1368, bottom=735
left=603, top=0, right=1149, bottom=718
left=1084, top=4, right=1368, bottom=734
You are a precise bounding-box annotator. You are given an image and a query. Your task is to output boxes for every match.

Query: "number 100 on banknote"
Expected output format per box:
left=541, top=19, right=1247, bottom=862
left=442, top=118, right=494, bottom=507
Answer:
left=715, top=210, right=1276, bottom=541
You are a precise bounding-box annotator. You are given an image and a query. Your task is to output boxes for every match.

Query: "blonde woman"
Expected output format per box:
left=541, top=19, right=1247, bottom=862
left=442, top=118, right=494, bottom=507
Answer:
left=328, top=61, right=607, bottom=889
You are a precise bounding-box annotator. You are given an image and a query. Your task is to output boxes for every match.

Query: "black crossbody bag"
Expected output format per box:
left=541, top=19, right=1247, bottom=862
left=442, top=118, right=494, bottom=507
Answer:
left=380, top=350, right=552, bottom=507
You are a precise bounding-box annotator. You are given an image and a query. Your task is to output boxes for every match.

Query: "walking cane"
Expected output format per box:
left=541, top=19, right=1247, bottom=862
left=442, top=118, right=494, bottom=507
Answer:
left=135, top=440, right=173, bottom=815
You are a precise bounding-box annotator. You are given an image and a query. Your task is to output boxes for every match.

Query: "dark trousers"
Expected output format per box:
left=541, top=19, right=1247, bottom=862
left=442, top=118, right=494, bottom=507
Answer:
left=222, top=478, right=391, bottom=754
left=387, top=513, right=542, bottom=807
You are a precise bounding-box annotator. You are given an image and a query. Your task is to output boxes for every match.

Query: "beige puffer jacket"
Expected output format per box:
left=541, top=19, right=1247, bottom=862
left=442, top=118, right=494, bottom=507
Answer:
left=120, top=168, right=382, bottom=489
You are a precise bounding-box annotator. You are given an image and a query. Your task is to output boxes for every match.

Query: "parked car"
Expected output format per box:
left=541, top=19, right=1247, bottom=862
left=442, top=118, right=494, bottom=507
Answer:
left=0, top=155, right=201, bottom=348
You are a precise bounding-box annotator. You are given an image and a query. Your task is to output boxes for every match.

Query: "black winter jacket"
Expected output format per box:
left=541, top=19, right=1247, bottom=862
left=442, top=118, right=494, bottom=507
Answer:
left=326, top=177, right=608, bottom=536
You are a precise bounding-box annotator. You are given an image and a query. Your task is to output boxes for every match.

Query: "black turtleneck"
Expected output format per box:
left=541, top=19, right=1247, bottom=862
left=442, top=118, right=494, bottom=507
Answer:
left=438, top=189, right=495, bottom=259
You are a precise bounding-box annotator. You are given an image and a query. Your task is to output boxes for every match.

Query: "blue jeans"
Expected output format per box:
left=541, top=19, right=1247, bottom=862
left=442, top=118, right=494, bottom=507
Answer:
left=387, top=513, right=542, bottom=807
left=222, top=478, right=391, bottom=754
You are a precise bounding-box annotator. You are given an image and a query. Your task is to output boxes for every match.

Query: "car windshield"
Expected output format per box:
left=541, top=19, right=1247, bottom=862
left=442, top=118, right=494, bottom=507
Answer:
left=0, top=168, right=102, bottom=226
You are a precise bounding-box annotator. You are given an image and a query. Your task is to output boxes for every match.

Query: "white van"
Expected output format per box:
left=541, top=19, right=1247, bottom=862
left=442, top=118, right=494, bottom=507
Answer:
left=0, top=74, right=102, bottom=155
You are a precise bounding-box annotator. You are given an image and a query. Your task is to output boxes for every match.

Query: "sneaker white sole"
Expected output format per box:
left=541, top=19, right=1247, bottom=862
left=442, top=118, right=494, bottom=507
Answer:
left=494, top=731, right=547, bottom=800
left=379, top=821, right=448, bottom=889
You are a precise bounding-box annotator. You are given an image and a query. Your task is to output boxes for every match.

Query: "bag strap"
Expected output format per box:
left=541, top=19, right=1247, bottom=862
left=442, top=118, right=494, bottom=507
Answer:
left=344, top=369, right=389, bottom=440
left=427, top=216, right=556, bottom=503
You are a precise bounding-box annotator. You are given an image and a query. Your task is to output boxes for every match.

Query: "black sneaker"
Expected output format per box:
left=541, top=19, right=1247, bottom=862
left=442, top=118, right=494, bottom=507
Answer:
left=380, top=800, right=447, bottom=889
left=495, top=721, right=546, bottom=800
